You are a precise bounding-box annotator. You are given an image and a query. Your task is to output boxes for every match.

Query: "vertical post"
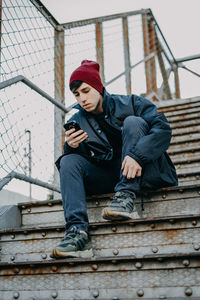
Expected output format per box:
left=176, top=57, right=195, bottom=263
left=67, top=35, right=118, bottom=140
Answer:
left=122, top=16, right=131, bottom=95
left=25, top=130, right=32, bottom=200
left=95, top=21, right=105, bottom=83
left=142, top=13, right=157, bottom=99
left=156, top=35, right=172, bottom=99
left=174, top=65, right=181, bottom=98
left=54, top=29, right=65, bottom=198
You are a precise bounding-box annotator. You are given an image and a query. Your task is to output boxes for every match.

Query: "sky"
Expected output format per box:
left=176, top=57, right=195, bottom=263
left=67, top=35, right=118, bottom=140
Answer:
left=41, top=0, right=200, bottom=59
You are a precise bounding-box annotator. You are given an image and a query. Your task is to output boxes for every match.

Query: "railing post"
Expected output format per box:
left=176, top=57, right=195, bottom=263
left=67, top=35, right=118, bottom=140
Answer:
left=155, top=34, right=172, bottom=100
left=0, top=0, right=2, bottom=67
left=173, top=64, right=181, bottom=99
left=122, top=16, right=131, bottom=95
left=142, top=13, right=157, bottom=99
left=54, top=29, right=65, bottom=197
left=95, top=21, right=105, bottom=83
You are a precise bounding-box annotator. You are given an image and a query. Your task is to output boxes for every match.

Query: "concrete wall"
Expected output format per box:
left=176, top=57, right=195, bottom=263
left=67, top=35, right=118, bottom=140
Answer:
left=0, top=189, right=37, bottom=206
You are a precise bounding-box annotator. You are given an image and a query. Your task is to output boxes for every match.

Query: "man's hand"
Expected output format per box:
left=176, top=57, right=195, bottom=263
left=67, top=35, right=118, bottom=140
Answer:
left=66, top=128, right=88, bottom=148
left=121, top=155, right=142, bottom=179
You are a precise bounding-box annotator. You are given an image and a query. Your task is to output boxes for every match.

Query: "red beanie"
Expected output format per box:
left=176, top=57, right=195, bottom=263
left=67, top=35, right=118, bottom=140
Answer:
left=69, top=60, right=103, bottom=94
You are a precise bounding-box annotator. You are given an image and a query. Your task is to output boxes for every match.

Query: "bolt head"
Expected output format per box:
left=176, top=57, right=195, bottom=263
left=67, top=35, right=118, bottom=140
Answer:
left=185, top=287, right=193, bottom=296
left=113, top=249, right=119, bottom=255
left=92, top=290, right=99, bottom=298
left=137, top=289, right=144, bottom=297
left=91, top=264, right=98, bottom=271
left=151, top=247, right=158, bottom=253
left=112, top=227, right=117, bottom=232
left=13, top=292, right=20, bottom=299
left=194, top=244, right=200, bottom=251
left=51, top=291, right=58, bottom=298
left=135, top=262, right=143, bottom=269
left=41, top=253, right=47, bottom=259
left=183, top=259, right=190, bottom=266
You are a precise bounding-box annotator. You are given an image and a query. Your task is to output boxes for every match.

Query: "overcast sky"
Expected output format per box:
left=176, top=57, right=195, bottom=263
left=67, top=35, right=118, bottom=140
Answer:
left=41, top=0, right=200, bottom=59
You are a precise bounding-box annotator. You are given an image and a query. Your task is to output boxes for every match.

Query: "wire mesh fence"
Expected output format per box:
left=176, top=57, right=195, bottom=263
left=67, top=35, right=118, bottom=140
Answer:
left=0, top=1, right=192, bottom=201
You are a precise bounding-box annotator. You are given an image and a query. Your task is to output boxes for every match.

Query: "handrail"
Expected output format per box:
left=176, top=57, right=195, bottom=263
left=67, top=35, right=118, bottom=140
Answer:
left=0, top=171, right=61, bottom=193
left=0, top=75, right=71, bottom=113
left=105, top=53, right=156, bottom=87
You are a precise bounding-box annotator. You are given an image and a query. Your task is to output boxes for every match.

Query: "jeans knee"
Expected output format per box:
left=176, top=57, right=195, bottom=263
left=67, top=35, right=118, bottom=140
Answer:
left=60, top=154, right=86, bottom=175
left=123, top=116, right=149, bottom=132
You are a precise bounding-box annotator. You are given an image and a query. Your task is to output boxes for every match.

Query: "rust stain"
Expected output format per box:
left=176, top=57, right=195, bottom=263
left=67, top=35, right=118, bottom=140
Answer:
left=163, top=229, right=181, bottom=240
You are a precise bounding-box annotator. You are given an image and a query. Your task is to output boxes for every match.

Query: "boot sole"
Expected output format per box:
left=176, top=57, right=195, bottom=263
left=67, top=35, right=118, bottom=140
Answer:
left=102, top=208, right=139, bottom=221
left=50, top=248, right=94, bottom=259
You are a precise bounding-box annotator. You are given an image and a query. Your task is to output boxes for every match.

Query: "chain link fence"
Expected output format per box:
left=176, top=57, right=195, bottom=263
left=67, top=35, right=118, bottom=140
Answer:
left=1, top=1, right=196, bottom=202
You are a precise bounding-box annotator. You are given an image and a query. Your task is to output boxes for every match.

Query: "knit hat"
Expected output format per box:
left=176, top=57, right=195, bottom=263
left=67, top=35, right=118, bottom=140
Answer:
left=69, top=60, right=103, bottom=94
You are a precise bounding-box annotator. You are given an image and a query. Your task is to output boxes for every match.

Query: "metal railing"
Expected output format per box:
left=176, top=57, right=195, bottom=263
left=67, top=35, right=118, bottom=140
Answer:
left=0, top=0, right=199, bottom=200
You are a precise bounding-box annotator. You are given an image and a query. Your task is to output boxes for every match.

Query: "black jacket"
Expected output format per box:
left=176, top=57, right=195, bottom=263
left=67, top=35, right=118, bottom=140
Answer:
left=56, top=89, right=178, bottom=190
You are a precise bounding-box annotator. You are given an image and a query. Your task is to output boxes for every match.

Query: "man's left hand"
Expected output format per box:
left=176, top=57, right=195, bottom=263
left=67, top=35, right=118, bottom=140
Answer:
left=121, top=155, right=142, bottom=179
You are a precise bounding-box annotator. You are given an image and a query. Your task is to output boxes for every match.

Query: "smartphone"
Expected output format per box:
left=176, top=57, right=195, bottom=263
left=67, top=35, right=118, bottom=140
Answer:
left=64, top=120, right=81, bottom=132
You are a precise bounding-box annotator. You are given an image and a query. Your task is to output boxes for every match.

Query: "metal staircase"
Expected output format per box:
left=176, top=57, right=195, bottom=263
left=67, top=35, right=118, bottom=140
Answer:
left=0, top=96, right=200, bottom=299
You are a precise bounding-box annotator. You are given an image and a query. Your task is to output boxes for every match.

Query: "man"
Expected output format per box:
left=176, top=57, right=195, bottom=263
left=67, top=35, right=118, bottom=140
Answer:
left=50, top=60, right=178, bottom=259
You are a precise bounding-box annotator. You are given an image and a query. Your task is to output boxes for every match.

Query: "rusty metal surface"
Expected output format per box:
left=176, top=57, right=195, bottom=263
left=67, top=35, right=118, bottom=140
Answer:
left=174, top=65, right=181, bottom=99
left=95, top=21, right=104, bottom=84
left=0, top=255, right=200, bottom=299
left=122, top=16, right=131, bottom=94
left=1, top=215, right=200, bottom=262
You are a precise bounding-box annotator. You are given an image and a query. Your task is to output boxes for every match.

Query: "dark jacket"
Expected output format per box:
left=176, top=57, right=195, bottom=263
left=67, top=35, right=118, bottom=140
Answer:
left=56, top=89, right=178, bottom=190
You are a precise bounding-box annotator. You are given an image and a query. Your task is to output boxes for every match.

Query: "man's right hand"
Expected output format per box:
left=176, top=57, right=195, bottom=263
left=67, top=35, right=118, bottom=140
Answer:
left=65, top=128, right=88, bottom=148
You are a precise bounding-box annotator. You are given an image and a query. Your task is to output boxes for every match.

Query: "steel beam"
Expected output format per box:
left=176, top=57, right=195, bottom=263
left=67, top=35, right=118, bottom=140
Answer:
left=155, top=36, right=172, bottom=99
left=54, top=29, right=65, bottom=197
left=173, top=65, right=181, bottom=98
left=29, top=0, right=59, bottom=28
left=60, top=9, right=150, bottom=30
left=176, top=53, right=200, bottom=63
left=95, top=21, right=105, bottom=83
left=122, top=16, right=132, bottom=94
left=142, top=13, right=157, bottom=100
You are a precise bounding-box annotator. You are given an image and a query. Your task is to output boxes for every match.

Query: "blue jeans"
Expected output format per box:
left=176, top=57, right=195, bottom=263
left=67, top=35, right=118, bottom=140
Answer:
left=59, top=116, right=149, bottom=232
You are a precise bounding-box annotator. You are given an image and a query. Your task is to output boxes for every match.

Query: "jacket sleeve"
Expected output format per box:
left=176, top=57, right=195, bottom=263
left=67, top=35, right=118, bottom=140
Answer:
left=126, top=95, right=172, bottom=167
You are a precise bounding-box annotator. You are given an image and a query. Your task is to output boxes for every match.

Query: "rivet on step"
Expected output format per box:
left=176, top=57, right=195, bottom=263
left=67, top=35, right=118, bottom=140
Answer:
left=92, top=290, right=99, bottom=298
left=198, top=191, right=200, bottom=195
left=137, top=289, right=144, bottom=297
left=151, top=247, right=158, bottom=253
left=56, top=228, right=61, bottom=232
left=157, top=257, right=163, bottom=262
left=51, top=291, right=58, bottom=298
left=13, top=292, right=20, bottom=299
left=112, top=260, right=117, bottom=264
left=91, top=264, right=98, bottom=271
left=113, top=249, right=119, bottom=256
left=112, top=297, right=119, bottom=300
left=183, top=259, right=190, bottom=267
left=23, top=230, right=28, bottom=235
left=159, top=296, right=167, bottom=299
left=11, top=234, right=15, bottom=239
left=192, top=220, right=197, bottom=226
left=169, top=219, right=175, bottom=224
left=150, top=224, right=155, bottom=229
left=13, top=268, right=20, bottom=274
left=179, top=189, right=184, bottom=193
left=162, top=194, right=166, bottom=199
left=112, top=227, right=117, bottom=232
left=196, top=175, right=200, bottom=180
left=27, top=208, right=31, bottom=213
left=194, top=244, right=200, bottom=251
left=48, top=202, right=53, bottom=206
left=95, top=201, right=99, bottom=206
left=135, top=262, right=143, bottom=269
left=184, top=287, right=193, bottom=296
left=22, top=205, right=26, bottom=209
left=42, top=232, right=46, bottom=237
left=51, top=266, right=58, bottom=272
left=41, top=253, right=47, bottom=259
left=10, top=256, right=15, bottom=261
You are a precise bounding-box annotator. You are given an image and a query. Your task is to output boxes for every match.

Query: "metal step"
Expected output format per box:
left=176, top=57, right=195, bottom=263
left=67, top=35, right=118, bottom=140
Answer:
left=167, top=112, right=200, bottom=123
left=18, top=185, right=200, bottom=227
left=0, top=214, right=200, bottom=263
left=172, top=125, right=200, bottom=137
left=0, top=253, right=200, bottom=299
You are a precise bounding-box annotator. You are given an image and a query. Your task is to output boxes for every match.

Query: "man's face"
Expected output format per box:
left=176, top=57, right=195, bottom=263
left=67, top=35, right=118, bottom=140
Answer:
left=72, top=82, right=103, bottom=114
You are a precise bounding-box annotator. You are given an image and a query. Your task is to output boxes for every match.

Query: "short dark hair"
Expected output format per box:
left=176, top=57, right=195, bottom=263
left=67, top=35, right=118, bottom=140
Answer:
left=70, top=80, right=83, bottom=92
